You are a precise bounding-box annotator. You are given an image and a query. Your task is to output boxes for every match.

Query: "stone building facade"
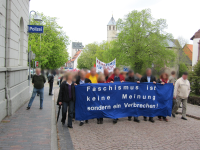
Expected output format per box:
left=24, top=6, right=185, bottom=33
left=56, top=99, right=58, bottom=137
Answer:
left=0, top=0, right=30, bottom=121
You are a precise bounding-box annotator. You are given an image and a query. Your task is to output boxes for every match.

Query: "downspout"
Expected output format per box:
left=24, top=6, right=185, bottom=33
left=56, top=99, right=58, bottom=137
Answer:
left=5, top=0, right=10, bottom=116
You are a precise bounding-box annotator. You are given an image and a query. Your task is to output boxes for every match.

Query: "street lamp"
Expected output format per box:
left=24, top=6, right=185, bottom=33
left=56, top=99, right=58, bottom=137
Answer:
left=28, top=10, right=43, bottom=86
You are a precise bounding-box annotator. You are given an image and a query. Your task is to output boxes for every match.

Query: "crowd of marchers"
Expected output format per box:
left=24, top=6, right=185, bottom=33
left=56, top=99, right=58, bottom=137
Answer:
left=26, top=67, right=190, bottom=128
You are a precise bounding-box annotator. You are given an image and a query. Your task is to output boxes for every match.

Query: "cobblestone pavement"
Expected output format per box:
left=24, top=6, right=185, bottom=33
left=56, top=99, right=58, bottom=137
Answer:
left=0, top=87, right=53, bottom=150
left=69, top=116, right=200, bottom=150
left=178, top=103, right=200, bottom=119
left=53, top=88, right=200, bottom=150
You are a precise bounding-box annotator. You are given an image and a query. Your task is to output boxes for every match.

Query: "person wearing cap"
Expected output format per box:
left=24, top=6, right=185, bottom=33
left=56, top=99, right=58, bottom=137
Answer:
left=125, top=70, right=140, bottom=123
left=172, top=72, right=190, bottom=120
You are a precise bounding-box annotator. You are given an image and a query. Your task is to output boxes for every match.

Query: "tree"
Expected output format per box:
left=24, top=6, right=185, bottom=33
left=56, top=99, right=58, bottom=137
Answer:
left=176, top=36, right=191, bottom=77
left=179, top=62, right=188, bottom=77
left=189, top=61, right=200, bottom=95
left=108, top=9, right=176, bottom=73
left=29, top=13, right=69, bottom=69
left=77, top=41, right=112, bottom=69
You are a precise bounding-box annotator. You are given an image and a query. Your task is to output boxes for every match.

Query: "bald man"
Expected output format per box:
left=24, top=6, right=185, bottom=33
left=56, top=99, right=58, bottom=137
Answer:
left=27, top=68, right=46, bottom=110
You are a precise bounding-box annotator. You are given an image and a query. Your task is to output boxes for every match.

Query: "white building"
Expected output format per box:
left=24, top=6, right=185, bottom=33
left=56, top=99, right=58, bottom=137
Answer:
left=0, top=0, right=30, bottom=121
left=107, top=15, right=117, bottom=42
left=66, top=42, right=84, bottom=69
left=191, top=29, right=200, bottom=66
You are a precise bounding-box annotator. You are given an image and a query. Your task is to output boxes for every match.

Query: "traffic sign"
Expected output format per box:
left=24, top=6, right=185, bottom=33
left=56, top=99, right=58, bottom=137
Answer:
left=35, top=61, right=39, bottom=67
left=28, top=25, right=43, bottom=33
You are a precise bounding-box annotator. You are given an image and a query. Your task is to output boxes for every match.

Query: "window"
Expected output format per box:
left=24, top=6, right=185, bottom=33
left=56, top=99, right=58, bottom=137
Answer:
left=19, top=17, right=24, bottom=66
left=109, top=26, right=111, bottom=30
left=113, top=26, right=115, bottom=30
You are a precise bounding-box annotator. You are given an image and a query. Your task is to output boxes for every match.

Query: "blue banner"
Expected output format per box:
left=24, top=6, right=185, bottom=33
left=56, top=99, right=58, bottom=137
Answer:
left=75, top=82, right=173, bottom=120
left=28, top=25, right=43, bottom=33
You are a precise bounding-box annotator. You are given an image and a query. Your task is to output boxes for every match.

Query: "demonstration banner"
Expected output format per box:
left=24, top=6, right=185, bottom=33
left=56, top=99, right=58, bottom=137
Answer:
left=96, top=58, right=116, bottom=73
left=75, top=82, right=173, bottom=120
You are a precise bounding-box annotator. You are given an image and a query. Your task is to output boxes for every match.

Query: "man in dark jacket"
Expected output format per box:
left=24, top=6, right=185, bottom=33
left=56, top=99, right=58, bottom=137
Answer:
left=27, top=68, right=46, bottom=110
left=125, top=70, right=140, bottom=123
left=48, top=71, right=54, bottom=96
left=58, top=72, right=75, bottom=128
left=140, top=68, right=156, bottom=123
left=76, top=70, right=91, bottom=126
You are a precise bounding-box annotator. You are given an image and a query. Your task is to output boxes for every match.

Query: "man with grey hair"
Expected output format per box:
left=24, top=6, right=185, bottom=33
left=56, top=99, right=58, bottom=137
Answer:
left=27, top=68, right=46, bottom=110
left=140, top=68, right=156, bottom=123
left=125, top=69, right=140, bottom=122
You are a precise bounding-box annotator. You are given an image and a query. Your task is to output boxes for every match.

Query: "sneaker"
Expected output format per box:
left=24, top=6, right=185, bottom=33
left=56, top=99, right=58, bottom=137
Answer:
left=181, top=117, right=187, bottom=120
left=172, top=114, right=175, bottom=118
left=26, top=107, right=30, bottom=110
left=85, top=120, right=88, bottom=123
left=40, top=107, right=43, bottom=109
left=158, top=118, right=162, bottom=121
left=97, top=119, right=100, bottom=124
left=79, top=122, right=84, bottom=126
left=128, top=117, right=132, bottom=121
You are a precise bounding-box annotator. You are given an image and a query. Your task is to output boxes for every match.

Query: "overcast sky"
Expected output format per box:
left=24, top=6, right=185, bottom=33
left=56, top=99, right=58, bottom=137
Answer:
left=30, top=0, right=200, bottom=56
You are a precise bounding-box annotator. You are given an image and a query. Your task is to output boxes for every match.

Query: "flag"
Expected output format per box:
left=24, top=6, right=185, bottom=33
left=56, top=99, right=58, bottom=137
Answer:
left=94, top=63, right=96, bottom=67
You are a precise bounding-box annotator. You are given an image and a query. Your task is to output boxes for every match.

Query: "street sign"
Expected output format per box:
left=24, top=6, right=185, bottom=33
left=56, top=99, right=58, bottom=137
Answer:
left=28, top=25, right=43, bottom=33
left=35, top=61, right=39, bottom=67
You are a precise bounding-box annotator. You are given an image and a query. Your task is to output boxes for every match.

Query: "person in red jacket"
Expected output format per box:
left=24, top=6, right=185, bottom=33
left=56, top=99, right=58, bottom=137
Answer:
left=106, top=68, right=125, bottom=124
left=106, top=68, right=125, bottom=83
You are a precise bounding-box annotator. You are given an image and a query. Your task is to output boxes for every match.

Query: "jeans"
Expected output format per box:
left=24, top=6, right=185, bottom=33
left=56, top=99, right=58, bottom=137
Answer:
left=62, top=101, right=74, bottom=127
left=49, top=82, right=53, bottom=94
left=28, top=87, right=44, bottom=108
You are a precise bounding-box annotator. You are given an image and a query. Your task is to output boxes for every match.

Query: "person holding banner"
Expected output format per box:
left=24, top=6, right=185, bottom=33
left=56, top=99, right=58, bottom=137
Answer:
left=125, top=70, right=140, bottom=123
left=107, top=68, right=125, bottom=124
left=76, top=70, right=91, bottom=126
left=156, top=73, right=169, bottom=122
left=140, top=68, right=156, bottom=123
left=86, top=67, right=98, bottom=84
left=58, top=72, right=76, bottom=128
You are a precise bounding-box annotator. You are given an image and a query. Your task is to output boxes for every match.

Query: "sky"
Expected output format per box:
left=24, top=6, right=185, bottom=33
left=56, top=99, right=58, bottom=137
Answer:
left=30, top=0, right=200, bottom=57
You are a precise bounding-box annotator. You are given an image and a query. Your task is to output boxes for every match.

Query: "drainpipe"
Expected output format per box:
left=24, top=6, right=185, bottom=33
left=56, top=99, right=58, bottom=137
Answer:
left=5, top=0, right=10, bottom=116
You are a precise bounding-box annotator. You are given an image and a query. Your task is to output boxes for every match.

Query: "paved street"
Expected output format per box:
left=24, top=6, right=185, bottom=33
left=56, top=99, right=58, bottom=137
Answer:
left=53, top=88, right=200, bottom=150
left=1, top=83, right=200, bottom=150
left=0, top=81, right=58, bottom=150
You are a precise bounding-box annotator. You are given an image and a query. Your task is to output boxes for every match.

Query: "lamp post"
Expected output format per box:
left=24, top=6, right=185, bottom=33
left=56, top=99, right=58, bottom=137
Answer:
left=28, top=10, right=42, bottom=86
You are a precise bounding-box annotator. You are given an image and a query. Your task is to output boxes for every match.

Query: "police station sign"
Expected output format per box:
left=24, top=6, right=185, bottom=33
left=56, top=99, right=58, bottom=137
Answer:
left=28, top=25, right=43, bottom=33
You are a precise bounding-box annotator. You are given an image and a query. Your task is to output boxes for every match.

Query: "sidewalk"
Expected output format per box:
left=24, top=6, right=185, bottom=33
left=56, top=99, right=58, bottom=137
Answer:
left=0, top=82, right=58, bottom=150
left=178, top=103, right=200, bottom=119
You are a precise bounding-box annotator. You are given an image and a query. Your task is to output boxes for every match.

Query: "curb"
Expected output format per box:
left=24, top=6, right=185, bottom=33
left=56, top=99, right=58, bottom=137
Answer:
left=177, top=111, right=200, bottom=120
left=51, top=89, right=58, bottom=150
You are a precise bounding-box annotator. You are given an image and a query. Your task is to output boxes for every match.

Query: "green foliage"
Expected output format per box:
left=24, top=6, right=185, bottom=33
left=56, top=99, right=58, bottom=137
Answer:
left=179, top=62, right=188, bottom=77
left=189, top=61, right=200, bottom=95
left=77, top=9, right=176, bottom=73
left=29, top=13, right=69, bottom=69
left=77, top=41, right=112, bottom=69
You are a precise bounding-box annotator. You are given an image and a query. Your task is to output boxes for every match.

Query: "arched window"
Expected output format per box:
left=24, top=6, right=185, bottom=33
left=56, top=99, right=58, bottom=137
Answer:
left=18, top=17, right=24, bottom=66
left=109, top=26, right=111, bottom=30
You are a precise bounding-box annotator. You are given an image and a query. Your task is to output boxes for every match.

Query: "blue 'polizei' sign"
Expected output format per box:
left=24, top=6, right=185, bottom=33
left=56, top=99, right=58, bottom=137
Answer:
left=75, top=82, right=174, bottom=120
left=28, top=25, right=43, bottom=33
